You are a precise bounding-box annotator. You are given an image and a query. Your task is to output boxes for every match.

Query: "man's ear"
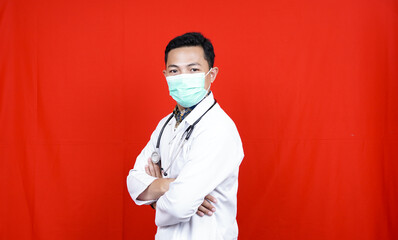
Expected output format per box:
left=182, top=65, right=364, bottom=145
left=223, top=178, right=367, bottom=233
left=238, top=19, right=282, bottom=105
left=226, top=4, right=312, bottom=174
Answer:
left=163, top=69, right=167, bottom=77
left=210, top=67, right=219, bottom=83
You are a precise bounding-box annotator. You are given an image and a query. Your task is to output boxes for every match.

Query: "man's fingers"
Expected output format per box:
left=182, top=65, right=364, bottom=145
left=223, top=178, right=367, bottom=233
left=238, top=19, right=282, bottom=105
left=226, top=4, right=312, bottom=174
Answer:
left=205, top=194, right=217, bottom=203
left=201, top=199, right=216, bottom=212
left=147, top=158, right=157, bottom=177
left=146, top=158, right=162, bottom=178
left=196, top=194, right=218, bottom=217
left=153, top=163, right=162, bottom=178
left=197, top=205, right=213, bottom=216
left=196, top=210, right=205, bottom=217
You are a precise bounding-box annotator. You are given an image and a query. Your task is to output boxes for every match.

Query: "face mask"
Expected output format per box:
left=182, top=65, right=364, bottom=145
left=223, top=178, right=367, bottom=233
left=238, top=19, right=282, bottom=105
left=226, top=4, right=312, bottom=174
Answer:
left=166, top=69, right=212, bottom=108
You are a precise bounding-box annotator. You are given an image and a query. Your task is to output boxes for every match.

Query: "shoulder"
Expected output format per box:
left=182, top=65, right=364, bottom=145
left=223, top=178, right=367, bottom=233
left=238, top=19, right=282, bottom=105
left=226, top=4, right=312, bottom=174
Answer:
left=191, top=102, right=244, bottom=159
left=155, top=113, right=174, bottom=130
left=148, top=112, right=174, bottom=141
left=207, top=104, right=238, bottom=130
left=197, top=103, right=241, bottom=141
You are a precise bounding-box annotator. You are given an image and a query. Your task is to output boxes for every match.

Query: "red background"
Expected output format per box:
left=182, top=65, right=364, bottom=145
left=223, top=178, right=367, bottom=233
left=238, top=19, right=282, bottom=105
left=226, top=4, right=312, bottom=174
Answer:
left=1, top=0, right=397, bottom=239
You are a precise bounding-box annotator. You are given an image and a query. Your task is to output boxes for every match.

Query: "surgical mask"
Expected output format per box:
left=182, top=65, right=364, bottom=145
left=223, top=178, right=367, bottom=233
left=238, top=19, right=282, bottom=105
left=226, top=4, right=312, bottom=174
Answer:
left=166, top=69, right=212, bottom=108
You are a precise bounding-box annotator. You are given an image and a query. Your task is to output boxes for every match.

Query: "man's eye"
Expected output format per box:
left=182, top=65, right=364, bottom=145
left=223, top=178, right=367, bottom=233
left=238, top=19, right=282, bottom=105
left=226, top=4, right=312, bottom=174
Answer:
left=169, top=69, right=177, bottom=74
left=190, top=68, right=200, bottom=72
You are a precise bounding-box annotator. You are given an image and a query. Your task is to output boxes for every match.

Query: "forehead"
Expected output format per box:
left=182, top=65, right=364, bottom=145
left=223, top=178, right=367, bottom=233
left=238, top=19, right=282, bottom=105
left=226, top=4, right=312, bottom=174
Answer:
left=166, top=46, right=206, bottom=67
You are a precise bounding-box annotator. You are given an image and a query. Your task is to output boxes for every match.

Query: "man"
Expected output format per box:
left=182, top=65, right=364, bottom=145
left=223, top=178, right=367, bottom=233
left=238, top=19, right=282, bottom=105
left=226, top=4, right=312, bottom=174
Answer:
left=127, top=32, right=244, bottom=240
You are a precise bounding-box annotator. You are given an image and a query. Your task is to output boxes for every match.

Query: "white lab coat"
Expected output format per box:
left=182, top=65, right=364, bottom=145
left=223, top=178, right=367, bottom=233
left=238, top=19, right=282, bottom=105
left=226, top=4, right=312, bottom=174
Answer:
left=127, top=93, right=244, bottom=240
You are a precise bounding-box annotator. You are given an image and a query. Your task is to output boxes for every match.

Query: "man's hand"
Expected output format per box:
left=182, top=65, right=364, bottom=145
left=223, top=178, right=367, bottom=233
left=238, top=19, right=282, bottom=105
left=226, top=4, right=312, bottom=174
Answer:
left=145, top=158, right=162, bottom=178
left=150, top=193, right=217, bottom=216
left=137, top=158, right=175, bottom=201
left=196, top=194, right=217, bottom=217
left=137, top=177, right=175, bottom=201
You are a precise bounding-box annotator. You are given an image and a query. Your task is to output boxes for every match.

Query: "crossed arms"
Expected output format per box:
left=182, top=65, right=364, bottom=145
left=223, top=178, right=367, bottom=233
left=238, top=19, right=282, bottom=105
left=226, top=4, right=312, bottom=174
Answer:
left=127, top=113, right=243, bottom=227
left=138, top=158, right=217, bottom=217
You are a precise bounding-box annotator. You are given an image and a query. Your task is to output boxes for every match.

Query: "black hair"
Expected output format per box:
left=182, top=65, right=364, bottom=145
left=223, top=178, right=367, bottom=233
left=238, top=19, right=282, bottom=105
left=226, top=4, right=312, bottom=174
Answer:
left=164, top=32, right=215, bottom=68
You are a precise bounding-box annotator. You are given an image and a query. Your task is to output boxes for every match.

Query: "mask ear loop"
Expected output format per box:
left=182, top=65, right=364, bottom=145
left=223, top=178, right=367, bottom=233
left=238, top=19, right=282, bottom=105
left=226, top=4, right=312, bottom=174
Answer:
left=205, top=68, right=212, bottom=76
left=205, top=68, right=213, bottom=92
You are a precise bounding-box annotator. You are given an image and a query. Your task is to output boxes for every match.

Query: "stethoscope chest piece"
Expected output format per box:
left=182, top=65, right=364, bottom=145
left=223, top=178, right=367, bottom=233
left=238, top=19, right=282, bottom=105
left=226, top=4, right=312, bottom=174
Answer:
left=151, top=151, right=161, bottom=164
left=151, top=150, right=167, bottom=176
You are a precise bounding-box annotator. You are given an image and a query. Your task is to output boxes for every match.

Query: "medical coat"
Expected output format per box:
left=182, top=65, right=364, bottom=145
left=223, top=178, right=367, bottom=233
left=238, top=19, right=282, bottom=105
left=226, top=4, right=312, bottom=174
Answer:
left=127, top=93, right=244, bottom=240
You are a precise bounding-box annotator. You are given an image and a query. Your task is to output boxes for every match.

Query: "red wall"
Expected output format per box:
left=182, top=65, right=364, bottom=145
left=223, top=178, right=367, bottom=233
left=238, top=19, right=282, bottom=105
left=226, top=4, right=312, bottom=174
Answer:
left=1, top=0, right=397, bottom=239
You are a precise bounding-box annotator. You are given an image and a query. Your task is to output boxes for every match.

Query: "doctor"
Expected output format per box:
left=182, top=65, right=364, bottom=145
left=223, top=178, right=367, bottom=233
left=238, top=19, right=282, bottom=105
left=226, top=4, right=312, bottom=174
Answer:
left=127, top=32, right=244, bottom=240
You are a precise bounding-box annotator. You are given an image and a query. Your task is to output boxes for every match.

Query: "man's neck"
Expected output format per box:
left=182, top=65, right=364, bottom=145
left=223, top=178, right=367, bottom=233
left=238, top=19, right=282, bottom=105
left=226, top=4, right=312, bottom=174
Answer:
left=176, top=103, right=185, bottom=112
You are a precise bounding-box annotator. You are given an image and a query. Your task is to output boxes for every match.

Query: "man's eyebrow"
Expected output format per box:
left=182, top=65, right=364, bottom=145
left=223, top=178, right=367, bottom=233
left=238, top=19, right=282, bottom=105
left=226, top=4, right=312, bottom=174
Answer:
left=187, top=63, right=201, bottom=67
left=167, top=64, right=180, bottom=68
left=167, top=63, right=202, bottom=68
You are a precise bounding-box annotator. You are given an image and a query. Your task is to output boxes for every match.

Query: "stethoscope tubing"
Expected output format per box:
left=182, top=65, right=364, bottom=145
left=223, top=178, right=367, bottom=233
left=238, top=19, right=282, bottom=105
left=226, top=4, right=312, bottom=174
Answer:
left=152, top=99, right=217, bottom=176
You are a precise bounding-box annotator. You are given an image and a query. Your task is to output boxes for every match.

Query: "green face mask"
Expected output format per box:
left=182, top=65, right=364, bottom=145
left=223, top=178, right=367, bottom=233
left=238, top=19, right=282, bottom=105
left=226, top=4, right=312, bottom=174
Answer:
left=166, top=69, right=211, bottom=108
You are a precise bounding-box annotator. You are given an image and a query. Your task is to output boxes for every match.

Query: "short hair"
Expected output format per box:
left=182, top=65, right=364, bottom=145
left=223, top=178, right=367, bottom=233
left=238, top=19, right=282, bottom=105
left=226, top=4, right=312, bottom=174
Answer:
left=164, top=32, right=215, bottom=68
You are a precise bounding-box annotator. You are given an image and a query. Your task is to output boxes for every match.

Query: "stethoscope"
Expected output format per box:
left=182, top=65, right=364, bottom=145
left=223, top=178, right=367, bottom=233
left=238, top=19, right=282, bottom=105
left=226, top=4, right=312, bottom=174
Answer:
left=151, top=99, right=217, bottom=176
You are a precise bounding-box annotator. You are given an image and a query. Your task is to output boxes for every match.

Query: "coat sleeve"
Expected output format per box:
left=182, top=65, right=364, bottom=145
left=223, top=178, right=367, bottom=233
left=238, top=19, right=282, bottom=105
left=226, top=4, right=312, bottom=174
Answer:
left=154, top=119, right=244, bottom=227
left=126, top=115, right=171, bottom=206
